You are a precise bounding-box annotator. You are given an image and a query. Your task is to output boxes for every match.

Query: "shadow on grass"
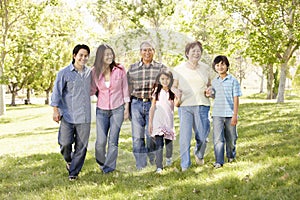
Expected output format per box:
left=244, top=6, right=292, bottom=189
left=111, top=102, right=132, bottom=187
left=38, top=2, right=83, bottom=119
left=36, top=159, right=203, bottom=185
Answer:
left=0, top=127, right=58, bottom=139
left=1, top=149, right=299, bottom=199
left=0, top=101, right=299, bottom=199
left=6, top=104, right=48, bottom=111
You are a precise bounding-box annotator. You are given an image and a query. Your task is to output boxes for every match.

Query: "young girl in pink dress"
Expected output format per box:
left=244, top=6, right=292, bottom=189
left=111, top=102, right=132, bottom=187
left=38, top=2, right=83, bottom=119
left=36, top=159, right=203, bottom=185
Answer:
left=148, top=69, right=180, bottom=173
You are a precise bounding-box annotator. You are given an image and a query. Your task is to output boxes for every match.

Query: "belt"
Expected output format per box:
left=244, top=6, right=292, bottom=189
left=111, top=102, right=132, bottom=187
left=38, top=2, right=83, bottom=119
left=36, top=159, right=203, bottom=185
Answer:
left=131, top=96, right=151, bottom=102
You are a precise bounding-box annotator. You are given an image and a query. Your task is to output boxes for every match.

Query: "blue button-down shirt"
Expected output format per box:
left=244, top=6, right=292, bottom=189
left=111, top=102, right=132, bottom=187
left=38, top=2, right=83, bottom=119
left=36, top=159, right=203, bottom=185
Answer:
left=212, top=74, right=242, bottom=117
left=51, top=63, right=91, bottom=124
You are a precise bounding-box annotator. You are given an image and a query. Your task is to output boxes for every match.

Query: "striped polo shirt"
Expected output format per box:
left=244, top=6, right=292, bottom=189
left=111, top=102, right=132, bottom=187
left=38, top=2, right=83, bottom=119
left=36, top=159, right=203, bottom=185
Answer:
left=212, top=74, right=242, bottom=117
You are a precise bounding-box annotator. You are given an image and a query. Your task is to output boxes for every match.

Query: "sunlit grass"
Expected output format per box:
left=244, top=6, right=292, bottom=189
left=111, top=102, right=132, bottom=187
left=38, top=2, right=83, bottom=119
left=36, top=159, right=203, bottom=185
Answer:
left=0, top=100, right=300, bottom=199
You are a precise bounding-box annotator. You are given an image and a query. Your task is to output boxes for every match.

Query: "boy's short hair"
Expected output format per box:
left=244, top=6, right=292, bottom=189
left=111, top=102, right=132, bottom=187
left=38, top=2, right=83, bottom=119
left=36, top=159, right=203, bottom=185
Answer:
left=212, top=55, right=230, bottom=72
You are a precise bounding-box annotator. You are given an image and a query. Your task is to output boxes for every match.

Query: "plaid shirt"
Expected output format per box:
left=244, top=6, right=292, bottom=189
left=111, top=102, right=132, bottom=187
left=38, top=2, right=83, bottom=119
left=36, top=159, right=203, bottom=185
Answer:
left=127, top=60, right=166, bottom=99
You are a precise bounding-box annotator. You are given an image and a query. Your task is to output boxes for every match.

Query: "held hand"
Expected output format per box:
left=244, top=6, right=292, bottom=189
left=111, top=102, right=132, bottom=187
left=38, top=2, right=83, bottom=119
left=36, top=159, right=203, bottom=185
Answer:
left=231, top=115, right=238, bottom=126
left=53, top=111, right=61, bottom=123
left=124, top=109, right=129, bottom=121
left=171, top=87, right=182, bottom=99
left=205, top=86, right=215, bottom=98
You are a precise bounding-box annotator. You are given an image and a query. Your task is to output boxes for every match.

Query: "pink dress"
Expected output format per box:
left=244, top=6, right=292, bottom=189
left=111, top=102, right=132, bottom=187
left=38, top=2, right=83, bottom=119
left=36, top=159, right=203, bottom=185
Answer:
left=151, top=89, right=176, bottom=140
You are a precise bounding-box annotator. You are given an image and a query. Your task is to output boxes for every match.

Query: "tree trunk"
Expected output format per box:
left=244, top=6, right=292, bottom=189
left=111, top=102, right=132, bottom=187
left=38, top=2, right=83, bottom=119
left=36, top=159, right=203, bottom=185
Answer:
left=0, top=85, right=6, bottom=115
left=266, top=64, right=274, bottom=99
left=45, top=90, right=50, bottom=105
left=10, top=91, right=17, bottom=106
left=277, top=62, right=287, bottom=103
left=0, top=63, right=5, bottom=114
left=26, top=88, right=31, bottom=104
left=259, top=73, right=264, bottom=93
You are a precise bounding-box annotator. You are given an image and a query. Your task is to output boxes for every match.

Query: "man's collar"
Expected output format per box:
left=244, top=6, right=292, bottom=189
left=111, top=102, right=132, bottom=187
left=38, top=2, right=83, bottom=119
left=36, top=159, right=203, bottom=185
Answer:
left=70, top=63, right=86, bottom=71
left=139, top=59, right=154, bottom=67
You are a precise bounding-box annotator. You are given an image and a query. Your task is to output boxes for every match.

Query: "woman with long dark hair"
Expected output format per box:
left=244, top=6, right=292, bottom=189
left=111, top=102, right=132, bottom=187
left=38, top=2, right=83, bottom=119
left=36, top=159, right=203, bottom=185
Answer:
left=91, top=44, right=130, bottom=173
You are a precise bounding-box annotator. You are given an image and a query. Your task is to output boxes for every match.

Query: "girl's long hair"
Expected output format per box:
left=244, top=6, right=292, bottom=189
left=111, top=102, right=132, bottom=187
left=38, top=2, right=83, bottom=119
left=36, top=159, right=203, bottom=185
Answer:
left=151, top=69, right=175, bottom=101
left=93, top=44, right=121, bottom=79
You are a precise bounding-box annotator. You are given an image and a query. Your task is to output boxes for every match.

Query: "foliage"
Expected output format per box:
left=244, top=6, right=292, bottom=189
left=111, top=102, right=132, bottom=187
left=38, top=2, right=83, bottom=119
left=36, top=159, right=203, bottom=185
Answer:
left=0, top=101, right=300, bottom=199
left=30, top=1, right=86, bottom=103
left=217, top=0, right=300, bottom=102
left=292, top=64, right=300, bottom=89
left=91, top=0, right=191, bottom=67
left=1, top=0, right=48, bottom=105
left=1, top=0, right=99, bottom=106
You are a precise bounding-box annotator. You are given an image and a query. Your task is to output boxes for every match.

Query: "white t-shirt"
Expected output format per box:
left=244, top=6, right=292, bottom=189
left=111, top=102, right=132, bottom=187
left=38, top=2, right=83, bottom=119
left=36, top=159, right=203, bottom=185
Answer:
left=173, top=61, right=216, bottom=106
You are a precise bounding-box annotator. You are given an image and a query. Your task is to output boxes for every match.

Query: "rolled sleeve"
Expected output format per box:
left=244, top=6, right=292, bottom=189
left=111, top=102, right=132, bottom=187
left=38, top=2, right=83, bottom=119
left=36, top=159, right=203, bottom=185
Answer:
left=50, top=71, right=64, bottom=107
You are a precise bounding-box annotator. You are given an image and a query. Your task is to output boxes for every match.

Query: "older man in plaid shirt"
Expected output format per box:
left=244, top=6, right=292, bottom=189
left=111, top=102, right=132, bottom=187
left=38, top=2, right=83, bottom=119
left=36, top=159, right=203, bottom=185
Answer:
left=127, top=41, right=167, bottom=170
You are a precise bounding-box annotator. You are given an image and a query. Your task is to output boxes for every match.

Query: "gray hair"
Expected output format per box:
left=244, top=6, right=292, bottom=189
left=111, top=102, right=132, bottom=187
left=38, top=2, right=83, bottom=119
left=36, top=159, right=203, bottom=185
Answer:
left=140, top=41, right=155, bottom=50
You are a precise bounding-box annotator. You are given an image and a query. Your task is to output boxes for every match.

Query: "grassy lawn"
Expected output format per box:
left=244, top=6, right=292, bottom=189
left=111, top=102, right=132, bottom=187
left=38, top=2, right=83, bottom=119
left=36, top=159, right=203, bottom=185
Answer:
left=0, top=98, right=299, bottom=200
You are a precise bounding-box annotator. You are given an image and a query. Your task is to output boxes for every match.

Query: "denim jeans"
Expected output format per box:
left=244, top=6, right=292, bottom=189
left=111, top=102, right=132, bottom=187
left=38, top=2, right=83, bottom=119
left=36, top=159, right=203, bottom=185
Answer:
left=95, top=105, right=124, bottom=173
left=155, top=136, right=173, bottom=169
left=213, top=116, right=238, bottom=165
left=178, top=105, right=210, bottom=169
left=130, top=98, right=155, bottom=169
left=58, top=117, right=90, bottom=177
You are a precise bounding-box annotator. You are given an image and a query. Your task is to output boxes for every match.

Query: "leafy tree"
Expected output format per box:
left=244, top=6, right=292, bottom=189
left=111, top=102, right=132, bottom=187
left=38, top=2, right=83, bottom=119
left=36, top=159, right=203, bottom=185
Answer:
left=31, top=1, right=87, bottom=104
left=91, top=0, right=194, bottom=68
left=0, top=0, right=27, bottom=113
left=218, top=0, right=300, bottom=103
left=93, top=0, right=179, bottom=63
left=0, top=0, right=60, bottom=111
left=1, top=0, right=48, bottom=106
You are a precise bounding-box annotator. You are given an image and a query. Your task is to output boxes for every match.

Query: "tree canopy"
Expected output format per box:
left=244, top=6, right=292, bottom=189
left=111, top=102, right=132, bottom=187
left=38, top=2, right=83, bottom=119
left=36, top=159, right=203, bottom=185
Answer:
left=0, top=0, right=300, bottom=115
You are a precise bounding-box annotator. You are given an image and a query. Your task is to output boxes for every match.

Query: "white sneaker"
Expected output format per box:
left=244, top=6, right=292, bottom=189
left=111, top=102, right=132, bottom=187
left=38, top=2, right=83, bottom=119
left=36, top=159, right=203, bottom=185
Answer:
left=166, top=158, right=172, bottom=166
left=214, top=163, right=222, bottom=169
left=156, top=168, right=163, bottom=173
left=182, top=167, right=188, bottom=172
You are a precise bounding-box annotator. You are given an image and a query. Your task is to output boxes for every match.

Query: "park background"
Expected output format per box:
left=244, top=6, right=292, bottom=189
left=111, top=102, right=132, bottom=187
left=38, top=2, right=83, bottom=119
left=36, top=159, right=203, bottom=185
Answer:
left=0, top=0, right=299, bottom=199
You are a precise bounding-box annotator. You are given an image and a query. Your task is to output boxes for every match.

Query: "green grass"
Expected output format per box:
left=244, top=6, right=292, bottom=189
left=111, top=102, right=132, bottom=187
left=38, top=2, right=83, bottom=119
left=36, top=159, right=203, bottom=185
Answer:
left=242, top=91, right=300, bottom=100
left=0, top=101, right=299, bottom=200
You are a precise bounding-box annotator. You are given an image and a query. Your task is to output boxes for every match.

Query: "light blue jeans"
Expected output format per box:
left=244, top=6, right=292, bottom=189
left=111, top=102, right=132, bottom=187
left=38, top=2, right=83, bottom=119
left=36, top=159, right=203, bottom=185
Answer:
left=178, top=105, right=210, bottom=169
left=213, top=116, right=238, bottom=165
left=130, top=99, right=155, bottom=169
left=58, top=117, right=90, bottom=177
left=95, top=105, right=124, bottom=173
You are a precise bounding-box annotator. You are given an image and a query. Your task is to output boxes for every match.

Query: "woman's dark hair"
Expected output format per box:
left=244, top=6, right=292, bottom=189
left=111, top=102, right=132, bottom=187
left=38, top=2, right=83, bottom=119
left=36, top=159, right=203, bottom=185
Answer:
left=151, top=69, right=175, bottom=101
left=185, top=41, right=203, bottom=59
left=72, top=44, right=90, bottom=64
left=93, top=44, right=120, bottom=79
left=212, top=55, right=230, bottom=72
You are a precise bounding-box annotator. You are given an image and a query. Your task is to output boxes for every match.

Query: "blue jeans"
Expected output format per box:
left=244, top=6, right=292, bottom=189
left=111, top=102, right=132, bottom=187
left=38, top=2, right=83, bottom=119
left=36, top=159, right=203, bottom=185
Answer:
left=95, top=105, right=124, bottom=173
left=178, top=106, right=210, bottom=169
left=213, top=116, right=238, bottom=165
left=58, top=117, right=90, bottom=177
left=155, top=136, right=172, bottom=169
left=130, top=98, right=155, bottom=169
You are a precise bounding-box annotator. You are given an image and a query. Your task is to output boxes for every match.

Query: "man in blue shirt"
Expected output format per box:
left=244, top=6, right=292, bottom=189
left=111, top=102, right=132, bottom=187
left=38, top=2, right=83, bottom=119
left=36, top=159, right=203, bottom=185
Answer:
left=207, top=55, right=242, bottom=169
left=51, top=44, right=91, bottom=181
